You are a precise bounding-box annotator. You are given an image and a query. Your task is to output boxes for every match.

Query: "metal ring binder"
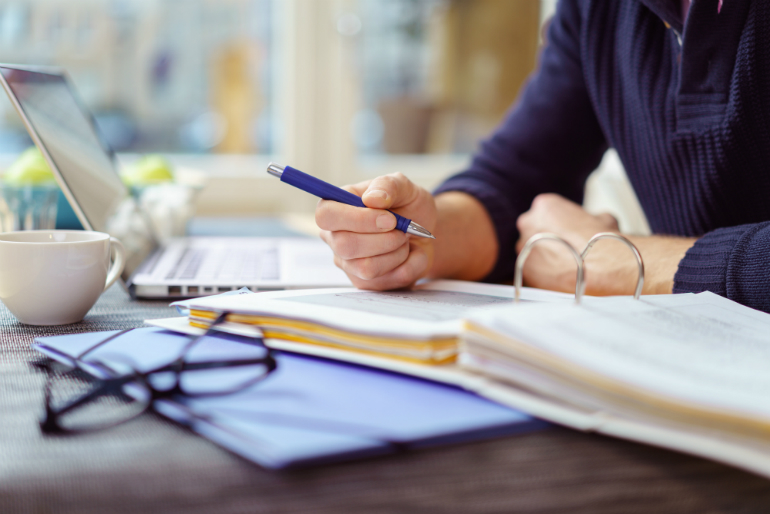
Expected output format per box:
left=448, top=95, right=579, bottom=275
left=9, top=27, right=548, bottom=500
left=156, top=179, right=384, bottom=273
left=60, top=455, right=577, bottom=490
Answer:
left=514, top=233, right=585, bottom=304
left=581, top=232, right=645, bottom=300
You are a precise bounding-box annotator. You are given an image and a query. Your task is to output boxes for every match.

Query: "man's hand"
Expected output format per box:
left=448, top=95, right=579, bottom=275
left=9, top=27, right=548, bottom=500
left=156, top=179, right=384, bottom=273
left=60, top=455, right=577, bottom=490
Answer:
left=516, top=194, right=696, bottom=295
left=316, top=173, right=437, bottom=290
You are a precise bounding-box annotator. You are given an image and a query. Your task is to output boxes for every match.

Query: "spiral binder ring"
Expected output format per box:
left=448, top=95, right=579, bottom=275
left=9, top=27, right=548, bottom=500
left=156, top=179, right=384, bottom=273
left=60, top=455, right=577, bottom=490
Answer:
left=514, top=233, right=585, bottom=304
left=581, top=232, right=645, bottom=300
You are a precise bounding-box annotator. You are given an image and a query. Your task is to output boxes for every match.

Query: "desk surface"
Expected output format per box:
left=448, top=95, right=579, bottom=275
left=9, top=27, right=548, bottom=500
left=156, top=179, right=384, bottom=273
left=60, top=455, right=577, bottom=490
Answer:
left=3, top=287, right=770, bottom=513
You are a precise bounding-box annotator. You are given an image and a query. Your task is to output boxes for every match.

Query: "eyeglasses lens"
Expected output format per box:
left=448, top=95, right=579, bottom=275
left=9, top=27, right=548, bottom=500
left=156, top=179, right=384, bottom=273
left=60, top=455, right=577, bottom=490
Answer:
left=177, top=334, right=273, bottom=396
left=45, top=370, right=151, bottom=433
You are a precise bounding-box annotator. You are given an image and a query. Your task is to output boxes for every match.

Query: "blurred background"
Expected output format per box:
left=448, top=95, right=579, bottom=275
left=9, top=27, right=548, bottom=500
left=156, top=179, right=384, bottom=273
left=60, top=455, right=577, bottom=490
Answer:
left=0, top=0, right=649, bottom=234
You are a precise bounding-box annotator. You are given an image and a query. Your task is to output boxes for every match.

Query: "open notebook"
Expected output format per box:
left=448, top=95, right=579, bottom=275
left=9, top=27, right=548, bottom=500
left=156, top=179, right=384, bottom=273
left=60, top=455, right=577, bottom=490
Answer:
left=461, top=291, right=770, bottom=479
left=157, top=280, right=572, bottom=365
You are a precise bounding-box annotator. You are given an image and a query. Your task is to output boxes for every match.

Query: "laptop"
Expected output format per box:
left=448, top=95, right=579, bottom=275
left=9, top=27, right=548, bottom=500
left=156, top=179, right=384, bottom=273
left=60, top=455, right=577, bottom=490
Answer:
left=0, top=64, right=350, bottom=298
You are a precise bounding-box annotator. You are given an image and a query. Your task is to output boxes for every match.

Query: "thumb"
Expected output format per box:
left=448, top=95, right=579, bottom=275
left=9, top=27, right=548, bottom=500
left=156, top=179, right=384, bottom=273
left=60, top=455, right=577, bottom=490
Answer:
left=361, top=172, right=418, bottom=210
left=596, top=212, right=620, bottom=230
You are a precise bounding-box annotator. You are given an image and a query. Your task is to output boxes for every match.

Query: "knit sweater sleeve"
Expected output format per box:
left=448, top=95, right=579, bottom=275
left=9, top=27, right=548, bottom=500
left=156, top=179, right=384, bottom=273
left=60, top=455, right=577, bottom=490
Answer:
left=674, top=222, right=770, bottom=313
left=433, top=0, right=607, bottom=283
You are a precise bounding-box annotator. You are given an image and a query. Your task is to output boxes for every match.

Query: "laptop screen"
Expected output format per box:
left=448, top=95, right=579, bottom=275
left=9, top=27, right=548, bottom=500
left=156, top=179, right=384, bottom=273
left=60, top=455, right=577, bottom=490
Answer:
left=0, top=66, right=156, bottom=285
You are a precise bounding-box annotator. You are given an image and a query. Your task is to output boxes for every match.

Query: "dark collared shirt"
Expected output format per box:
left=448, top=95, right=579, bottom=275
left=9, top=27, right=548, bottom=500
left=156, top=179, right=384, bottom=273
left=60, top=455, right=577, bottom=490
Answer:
left=435, top=0, right=770, bottom=312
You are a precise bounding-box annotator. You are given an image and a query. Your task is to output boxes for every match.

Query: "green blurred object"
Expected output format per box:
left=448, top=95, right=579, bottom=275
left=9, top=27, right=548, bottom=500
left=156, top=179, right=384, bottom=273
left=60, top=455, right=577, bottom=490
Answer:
left=0, top=147, right=60, bottom=231
left=3, top=146, right=56, bottom=186
left=121, top=154, right=174, bottom=187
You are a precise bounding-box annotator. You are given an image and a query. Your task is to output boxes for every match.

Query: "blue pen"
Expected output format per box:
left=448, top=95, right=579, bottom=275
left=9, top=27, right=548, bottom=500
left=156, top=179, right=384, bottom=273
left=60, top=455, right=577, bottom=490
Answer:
left=267, top=163, right=435, bottom=239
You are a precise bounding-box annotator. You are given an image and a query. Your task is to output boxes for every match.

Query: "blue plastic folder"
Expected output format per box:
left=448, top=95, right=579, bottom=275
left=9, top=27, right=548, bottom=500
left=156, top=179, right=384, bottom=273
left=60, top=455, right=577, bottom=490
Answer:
left=34, top=328, right=546, bottom=469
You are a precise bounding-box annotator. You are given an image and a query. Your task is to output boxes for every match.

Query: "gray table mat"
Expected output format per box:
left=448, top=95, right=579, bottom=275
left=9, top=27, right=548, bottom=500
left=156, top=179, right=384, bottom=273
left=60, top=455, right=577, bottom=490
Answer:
left=2, top=285, right=770, bottom=514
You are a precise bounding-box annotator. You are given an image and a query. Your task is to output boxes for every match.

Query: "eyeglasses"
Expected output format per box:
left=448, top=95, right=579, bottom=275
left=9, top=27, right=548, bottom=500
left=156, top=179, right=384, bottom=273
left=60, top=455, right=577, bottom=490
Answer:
left=37, top=313, right=277, bottom=435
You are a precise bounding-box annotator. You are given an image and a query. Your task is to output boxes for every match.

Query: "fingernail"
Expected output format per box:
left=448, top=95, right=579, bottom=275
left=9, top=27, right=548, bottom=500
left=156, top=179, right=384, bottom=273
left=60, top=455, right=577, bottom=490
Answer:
left=365, top=189, right=389, bottom=202
left=376, top=214, right=395, bottom=230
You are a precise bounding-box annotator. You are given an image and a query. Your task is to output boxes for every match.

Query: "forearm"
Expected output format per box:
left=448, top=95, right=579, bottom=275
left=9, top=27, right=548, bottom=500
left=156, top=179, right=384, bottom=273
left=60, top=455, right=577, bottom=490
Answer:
left=513, top=194, right=699, bottom=296
left=428, top=192, right=498, bottom=281
left=424, top=191, right=698, bottom=294
left=524, top=233, right=697, bottom=296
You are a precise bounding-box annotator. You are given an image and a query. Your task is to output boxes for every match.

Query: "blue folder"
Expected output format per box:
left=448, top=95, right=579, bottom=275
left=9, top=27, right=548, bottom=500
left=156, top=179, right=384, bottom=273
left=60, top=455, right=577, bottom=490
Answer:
left=34, top=328, right=546, bottom=469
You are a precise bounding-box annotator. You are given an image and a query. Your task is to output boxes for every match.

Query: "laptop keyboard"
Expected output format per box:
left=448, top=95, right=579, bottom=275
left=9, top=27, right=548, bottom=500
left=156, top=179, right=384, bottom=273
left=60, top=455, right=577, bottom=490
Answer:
left=165, top=245, right=280, bottom=282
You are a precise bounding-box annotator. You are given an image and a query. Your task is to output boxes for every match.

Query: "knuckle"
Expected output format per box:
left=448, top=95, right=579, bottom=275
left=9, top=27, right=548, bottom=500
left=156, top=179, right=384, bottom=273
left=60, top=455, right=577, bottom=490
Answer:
left=352, top=276, right=383, bottom=291
left=380, top=175, right=399, bottom=190
left=532, top=193, right=556, bottom=209
left=355, top=257, right=380, bottom=281
left=600, top=213, right=619, bottom=228
left=332, top=232, right=358, bottom=259
left=356, top=209, right=380, bottom=230
left=390, top=231, right=409, bottom=250
left=315, top=202, right=331, bottom=228
left=347, top=276, right=368, bottom=289
left=516, top=212, right=532, bottom=231
left=391, top=266, right=414, bottom=289
left=397, top=240, right=411, bottom=257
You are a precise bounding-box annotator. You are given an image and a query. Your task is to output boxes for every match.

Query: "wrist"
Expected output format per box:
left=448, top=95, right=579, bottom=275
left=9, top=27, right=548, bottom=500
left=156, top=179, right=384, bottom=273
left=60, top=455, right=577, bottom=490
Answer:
left=627, top=235, right=697, bottom=294
left=429, top=192, right=498, bottom=281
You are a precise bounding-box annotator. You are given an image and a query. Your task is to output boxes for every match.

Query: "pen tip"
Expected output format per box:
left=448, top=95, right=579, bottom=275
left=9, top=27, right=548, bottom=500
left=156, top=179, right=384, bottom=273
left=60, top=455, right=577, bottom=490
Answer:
left=266, top=163, right=285, bottom=178
left=407, top=221, right=436, bottom=239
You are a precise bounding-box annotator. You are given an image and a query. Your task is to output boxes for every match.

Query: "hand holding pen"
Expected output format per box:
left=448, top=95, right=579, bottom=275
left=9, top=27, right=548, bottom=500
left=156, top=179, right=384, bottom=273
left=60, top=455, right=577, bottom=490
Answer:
left=267, top=163, right=437, bottom=290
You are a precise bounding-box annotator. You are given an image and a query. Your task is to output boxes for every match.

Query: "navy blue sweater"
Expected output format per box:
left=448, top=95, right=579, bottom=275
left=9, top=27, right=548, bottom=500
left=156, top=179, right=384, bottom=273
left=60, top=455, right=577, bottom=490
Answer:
left=435, top=0, right=770, bottom=312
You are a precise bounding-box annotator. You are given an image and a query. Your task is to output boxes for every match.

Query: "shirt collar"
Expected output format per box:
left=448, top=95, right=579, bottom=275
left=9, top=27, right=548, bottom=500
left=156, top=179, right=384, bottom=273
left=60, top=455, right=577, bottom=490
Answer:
left=640, top=0, right=686, bottom=32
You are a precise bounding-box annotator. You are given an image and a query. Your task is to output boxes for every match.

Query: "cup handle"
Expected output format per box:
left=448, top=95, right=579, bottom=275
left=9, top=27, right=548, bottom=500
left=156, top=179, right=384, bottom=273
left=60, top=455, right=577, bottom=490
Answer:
left=104, top=237, right=126, bottom=292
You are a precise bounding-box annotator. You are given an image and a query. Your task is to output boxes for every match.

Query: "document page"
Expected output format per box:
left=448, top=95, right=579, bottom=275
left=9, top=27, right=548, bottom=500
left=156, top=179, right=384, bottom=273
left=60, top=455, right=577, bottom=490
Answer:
left=285, top=290, right=512, bottom=322
left=189, top=280, right=572, bottom=340
left=468, top=292, right=770, bottom=421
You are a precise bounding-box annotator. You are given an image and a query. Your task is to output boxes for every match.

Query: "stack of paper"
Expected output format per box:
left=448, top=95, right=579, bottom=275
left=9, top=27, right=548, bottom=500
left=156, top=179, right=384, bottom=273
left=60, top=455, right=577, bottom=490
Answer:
left=146, top=281, right=770, bottom=478
left=170, top=280, right=572, bottom=365
left=459, top=291, right=770, bottom=479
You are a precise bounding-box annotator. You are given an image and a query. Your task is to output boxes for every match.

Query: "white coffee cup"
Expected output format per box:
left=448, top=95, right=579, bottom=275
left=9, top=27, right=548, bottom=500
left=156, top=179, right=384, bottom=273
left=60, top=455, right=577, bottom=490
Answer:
left=0, top=230, right=125, bottom=325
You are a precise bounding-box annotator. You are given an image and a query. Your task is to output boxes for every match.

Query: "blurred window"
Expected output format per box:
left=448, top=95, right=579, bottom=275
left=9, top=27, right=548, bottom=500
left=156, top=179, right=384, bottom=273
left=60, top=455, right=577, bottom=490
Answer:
left=352, top=0, right=540, bottom=156
left=0, top=0, right=551, bottom=213
left=0, top=0, right=278, bottom=154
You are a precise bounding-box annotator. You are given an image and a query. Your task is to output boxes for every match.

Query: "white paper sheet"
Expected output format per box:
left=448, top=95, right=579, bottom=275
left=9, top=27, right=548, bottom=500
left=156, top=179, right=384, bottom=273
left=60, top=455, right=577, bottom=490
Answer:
left=465, top=292, right=770, bottom=422
left=183, top=279, right=573, bottom=340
